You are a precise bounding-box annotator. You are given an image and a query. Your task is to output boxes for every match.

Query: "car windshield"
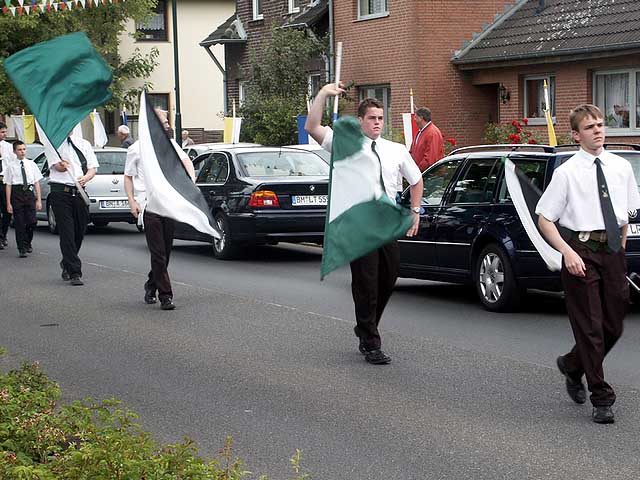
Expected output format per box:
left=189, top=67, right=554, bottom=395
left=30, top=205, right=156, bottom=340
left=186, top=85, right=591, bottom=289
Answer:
left=237, top=151, right=329, bottom=177
left=96, top=151, right=126, bottom=174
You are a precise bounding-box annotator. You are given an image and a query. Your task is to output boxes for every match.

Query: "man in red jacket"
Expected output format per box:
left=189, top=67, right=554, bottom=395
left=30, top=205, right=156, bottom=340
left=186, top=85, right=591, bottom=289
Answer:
left=410, top=107, right=444, bottom=171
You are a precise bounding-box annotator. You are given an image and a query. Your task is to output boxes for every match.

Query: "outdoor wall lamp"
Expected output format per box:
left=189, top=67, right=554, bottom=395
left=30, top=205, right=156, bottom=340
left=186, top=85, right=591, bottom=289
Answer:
left=499, top=83, right=511, bottom=104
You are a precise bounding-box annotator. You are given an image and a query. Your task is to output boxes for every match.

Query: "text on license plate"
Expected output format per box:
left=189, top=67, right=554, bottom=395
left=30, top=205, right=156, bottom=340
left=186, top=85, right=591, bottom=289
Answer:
left=629, top=223, right=640, bottom=237
left=291, top=195, right=327, bottom=206
left=99, top=200, right=129, bottom=209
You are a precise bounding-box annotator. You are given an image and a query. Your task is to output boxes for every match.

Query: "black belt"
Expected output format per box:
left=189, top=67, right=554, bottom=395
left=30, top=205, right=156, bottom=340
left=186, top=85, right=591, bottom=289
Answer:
left=50, top=183, right=81, bottom=194
left=11, top=184, right=35, bottom=192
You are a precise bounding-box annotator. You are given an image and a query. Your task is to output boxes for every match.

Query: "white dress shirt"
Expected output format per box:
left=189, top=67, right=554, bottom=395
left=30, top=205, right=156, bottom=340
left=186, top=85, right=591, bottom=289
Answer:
left=3, top=158, right=43, bottom=185
left=47, top=137, right=99, bottom=186
left=124, top=141, right=147, bottom=204
left=0, top=140, right=16, bottom=176
left=536, top=148, right=640, bottom=230
left=320, top=127, right=422, bottom=200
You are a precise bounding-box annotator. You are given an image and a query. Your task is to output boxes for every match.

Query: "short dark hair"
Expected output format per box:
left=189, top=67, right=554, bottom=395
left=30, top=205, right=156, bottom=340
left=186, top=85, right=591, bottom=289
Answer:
left=415, top=107, right=432, bottom=123
left=357, top=97, right=384, bottom=118
left=569, top=104, right=603, bottom=132
left=0, top=122, right=7, bottom=129
left=13, top=140, right=25, bottom=151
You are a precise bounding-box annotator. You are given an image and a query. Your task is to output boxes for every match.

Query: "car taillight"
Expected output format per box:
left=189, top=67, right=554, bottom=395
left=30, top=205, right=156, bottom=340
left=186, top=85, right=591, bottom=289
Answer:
left=248, top=190, right=280, bottom=207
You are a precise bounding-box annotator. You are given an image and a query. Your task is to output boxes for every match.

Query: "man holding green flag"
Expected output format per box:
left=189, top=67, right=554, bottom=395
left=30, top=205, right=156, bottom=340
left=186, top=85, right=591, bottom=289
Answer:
left=4, top=32, right=113, bottom=285
left=306, top=83, right=423, bottom=365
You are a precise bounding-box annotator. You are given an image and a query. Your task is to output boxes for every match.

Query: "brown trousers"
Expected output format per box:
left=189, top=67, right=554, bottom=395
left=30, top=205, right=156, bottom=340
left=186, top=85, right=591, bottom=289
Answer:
left=560, top=239, right=629, bottom=406
left=143, top=210, right=175, bottom=301
left=350, top=241, right=399, bottom=350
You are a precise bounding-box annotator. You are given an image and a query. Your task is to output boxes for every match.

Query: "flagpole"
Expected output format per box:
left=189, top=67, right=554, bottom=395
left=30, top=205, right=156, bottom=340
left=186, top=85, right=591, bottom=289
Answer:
left=410, top=88, right=414, bottom=114
left=171, top=0, right=182, bottom=140
left=332, top=41, right=343, bottom=123
left=543, top=79, right=557, bottom=147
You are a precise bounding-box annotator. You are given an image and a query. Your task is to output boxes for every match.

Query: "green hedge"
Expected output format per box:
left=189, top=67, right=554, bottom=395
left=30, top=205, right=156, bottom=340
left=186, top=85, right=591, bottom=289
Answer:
left=0, top=348, right=309, bottom=479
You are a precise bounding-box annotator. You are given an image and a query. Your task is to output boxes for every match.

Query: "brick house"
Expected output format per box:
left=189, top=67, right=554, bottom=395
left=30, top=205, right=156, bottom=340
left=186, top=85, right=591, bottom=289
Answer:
left=200, top=0, right=329, bottom=115
left=452, top=0, right=640, bottom=145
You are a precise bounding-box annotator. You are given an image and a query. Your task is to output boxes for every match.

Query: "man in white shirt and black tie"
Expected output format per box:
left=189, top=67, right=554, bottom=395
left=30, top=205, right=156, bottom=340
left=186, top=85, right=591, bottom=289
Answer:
left=47, top=134, right=98, bottom=285
left=4, top=140, right=42, bottom=257
left=536, top=104, right=640, bottom=424
left=0, top=121, right=16, bottom=249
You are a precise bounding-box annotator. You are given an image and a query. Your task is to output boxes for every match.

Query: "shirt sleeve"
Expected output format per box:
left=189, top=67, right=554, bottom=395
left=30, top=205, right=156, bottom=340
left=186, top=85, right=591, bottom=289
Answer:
left=535, top=168, right=568, bottom=221
left=626, top=164, right=640, bottom=211
left=81, top=140, right=99, bottom=169
left=124, top=144, right=139, bottom=177
left=30, top=162, right=43, bottom=182
left=320, top=127, right=333, bottom=153
left=4, top=164, right=14, bottom=184
left=399, top=147, right=422, bottom=186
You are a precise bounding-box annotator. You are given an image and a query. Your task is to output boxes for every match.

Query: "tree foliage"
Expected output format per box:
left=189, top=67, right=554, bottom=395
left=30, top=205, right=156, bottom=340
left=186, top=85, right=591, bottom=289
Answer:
left=239, top=26, right=327, bottom=146
left=0, top=0, right=159, bottom=115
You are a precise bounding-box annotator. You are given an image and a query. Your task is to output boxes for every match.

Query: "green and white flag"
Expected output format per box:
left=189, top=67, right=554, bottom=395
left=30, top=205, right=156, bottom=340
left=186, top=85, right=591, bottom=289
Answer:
left=321, top=117, right=414, bottom=279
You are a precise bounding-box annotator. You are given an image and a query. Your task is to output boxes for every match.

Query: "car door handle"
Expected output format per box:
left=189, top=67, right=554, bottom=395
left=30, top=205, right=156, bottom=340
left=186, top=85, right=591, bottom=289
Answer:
left=473, top=214, right=483, bottom=220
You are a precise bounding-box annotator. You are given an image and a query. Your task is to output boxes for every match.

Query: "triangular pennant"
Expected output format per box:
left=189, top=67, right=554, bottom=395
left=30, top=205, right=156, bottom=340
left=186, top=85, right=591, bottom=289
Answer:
left=9, top=6, right=16, bottom=14
left=18, top=0, right=24, bottom=6
left=24, top=5, right=30, bottom=13
left=53, top=2, right=57, bottom=10
left=78, top=0, right=84, bottom=5
left=4, top=0, right=11, bottom=7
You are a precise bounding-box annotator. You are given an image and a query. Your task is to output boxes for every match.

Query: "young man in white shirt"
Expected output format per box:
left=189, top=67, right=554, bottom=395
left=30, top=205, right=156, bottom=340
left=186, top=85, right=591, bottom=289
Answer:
left=48, top=134, right=98, bottom=285
left=5, top=140, right=42, bottom=257
left=305, top=83, right=424, bottom=365
left=536, top=104, right=640, bottom=424
left=0, top=121, right=16, bottom=249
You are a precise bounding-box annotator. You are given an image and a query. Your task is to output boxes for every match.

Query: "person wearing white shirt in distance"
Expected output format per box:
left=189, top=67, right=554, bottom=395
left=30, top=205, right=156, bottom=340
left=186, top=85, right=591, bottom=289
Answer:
left=0, top=121, right=16, bottom=249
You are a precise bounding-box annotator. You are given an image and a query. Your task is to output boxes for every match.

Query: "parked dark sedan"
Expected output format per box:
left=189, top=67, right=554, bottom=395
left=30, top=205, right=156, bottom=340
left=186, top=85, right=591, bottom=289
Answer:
left=173, top=145, right=330, bottom=258
left=399, top=144, right=640, bottom=312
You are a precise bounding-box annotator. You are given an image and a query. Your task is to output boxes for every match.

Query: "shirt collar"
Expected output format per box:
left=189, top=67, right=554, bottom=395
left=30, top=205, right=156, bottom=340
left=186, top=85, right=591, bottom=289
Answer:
left=577, top=147, right=608, bottom=167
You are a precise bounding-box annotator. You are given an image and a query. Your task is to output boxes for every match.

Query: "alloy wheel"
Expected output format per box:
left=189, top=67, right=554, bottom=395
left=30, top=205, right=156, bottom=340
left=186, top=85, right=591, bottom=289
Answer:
left=478, top=252, right=505, bottom=304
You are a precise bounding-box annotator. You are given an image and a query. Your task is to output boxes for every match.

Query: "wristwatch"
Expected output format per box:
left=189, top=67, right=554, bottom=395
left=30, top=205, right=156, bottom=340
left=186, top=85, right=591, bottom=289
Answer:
left=411, top=207, right=421, bottom=214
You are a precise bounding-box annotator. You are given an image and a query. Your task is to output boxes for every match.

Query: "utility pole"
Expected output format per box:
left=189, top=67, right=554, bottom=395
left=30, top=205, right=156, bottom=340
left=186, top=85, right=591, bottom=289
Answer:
left=171, top=0, right=182, bottom=140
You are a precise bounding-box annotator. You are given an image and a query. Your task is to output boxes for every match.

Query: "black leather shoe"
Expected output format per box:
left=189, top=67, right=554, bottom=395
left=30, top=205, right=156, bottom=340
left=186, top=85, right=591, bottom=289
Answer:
left=358, top=339, right=367, bottom=355
left=160, top=298, right=176, bottom=310
left=70, top=276, right=84, bottom=286
left=19, top=250, right=27, bottom=258
left=144, top=288, right=157, bottom=304
left=592, top=406, right=615, bottom=424
left=26, top=244, right=33, bottom=253
left=364, top=349, right=391, bottom=365
left=557, top=356, right=586, bottom=404
left=1, top=237, right=7, bottom=247
left=60, top=261, right=70, bottom=281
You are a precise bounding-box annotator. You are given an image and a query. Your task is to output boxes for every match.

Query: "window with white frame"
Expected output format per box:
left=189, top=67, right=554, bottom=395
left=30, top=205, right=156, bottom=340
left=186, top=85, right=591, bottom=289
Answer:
left=308, top=74, right=322, bottom=104
left=359, top=85, right=392, bottom=136
left=523, top=75, right=555, bottom=123
left=252, top=0, right=263, bottom=20
left=288, top=0, right=301, bottom=14
left=593, top=70, right=640, bottom=131
left=358, top=0, right=389, bottom=19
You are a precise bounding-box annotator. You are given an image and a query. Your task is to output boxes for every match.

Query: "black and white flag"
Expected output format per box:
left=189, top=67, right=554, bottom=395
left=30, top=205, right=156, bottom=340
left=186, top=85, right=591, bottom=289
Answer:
left=504, top=158, right=562, bottom=271
left=139, top=91, right=221, bottom=239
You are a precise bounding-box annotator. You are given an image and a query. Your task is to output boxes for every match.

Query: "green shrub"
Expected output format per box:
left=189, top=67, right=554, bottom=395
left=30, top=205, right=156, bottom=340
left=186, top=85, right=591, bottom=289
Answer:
left=0, top=351, right=310, bottom=479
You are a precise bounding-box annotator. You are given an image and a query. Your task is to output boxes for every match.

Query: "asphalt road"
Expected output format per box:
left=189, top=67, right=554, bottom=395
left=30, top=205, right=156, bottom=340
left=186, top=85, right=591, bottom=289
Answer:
left=2, top=223, right=640, bottom=479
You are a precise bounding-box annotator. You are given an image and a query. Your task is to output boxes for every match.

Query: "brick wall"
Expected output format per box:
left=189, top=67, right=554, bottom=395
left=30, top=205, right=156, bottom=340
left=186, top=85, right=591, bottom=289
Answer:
left=335, top=0, right=511, bottom=146
left=471, top=54, right=640, bottom=145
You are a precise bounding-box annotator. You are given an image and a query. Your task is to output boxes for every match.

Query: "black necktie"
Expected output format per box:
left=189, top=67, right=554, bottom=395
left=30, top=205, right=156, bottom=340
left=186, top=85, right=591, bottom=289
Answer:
left=67, top=137, right=88, bottom=175
left=20, top=160, right=28, bottom=187
left=595, top=158, right=621, bottom=252
left=371, top=141, right=386, bottom=189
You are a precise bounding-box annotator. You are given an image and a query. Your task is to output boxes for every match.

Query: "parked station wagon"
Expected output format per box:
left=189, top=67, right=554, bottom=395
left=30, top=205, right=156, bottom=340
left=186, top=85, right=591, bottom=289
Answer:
left=399, top=144, right=640, bottom=312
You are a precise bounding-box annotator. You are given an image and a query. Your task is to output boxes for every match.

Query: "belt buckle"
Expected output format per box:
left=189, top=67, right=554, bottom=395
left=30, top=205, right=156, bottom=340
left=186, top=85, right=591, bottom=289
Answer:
left=578, top=231, right=590, bottom=242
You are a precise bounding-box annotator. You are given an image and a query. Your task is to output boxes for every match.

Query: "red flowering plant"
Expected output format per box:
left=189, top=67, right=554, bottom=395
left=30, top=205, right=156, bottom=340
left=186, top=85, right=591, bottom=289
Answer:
left=444, top=137, right=457, bottom=155
left=483, top=119, right=541, bottom=145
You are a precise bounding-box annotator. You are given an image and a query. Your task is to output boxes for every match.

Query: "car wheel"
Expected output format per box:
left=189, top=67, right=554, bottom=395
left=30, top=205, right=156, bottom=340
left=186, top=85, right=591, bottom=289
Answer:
left=93, top=220, right=109, bottom=228
left=47, top=203, right=58, bottom=234
left=475, top=244, right=521, bottom=312
left=212, top=213, right=239, bottom=260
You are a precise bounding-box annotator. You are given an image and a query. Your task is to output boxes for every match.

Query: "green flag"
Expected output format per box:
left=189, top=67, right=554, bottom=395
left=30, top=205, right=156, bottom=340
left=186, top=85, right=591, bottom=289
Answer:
left=3, top=32, right=112, bottom=149
left=321, top=117, right=414, bottom=279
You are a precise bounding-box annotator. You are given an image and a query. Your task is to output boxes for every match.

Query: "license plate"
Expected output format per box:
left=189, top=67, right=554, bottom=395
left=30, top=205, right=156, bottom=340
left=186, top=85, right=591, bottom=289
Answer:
left=291, top=195, right=327, bottom=206
left=99, top=199, right=129, bottom=209
left=629, top=223, right=640, bottom=237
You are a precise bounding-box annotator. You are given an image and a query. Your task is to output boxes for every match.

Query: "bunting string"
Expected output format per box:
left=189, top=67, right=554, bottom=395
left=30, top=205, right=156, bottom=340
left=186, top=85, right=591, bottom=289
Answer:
left=1, top=0, right=123, bottom=15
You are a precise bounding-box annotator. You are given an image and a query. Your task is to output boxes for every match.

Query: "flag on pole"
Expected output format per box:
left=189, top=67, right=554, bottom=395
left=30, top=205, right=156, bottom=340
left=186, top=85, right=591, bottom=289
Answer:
left=320, top=117, right=414, bottom=279
left=543, top=79, right=557, bottom=147
left=121, top=108, right=128, bottom=126
left=401, top=89, right=418, bottom=149
left=3, top=32, right=112, bottom=151
left=90, top=110, right=108, bottom=148
left=138, top=91, right=221, bottom=239
left=504, top=158, right=561, bottom=271
left=223, top=117, right=242, bottom=143
left=10, top=114, right=35, bottom=144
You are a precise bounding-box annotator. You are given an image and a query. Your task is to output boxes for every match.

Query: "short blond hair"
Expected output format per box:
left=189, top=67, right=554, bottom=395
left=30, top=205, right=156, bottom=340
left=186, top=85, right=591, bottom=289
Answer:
left=569, top=104, right=603, bottom=132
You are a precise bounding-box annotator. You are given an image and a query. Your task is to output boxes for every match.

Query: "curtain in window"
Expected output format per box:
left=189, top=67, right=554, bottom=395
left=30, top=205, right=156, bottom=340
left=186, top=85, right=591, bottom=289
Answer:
left=636, top=75, right=640, bottom=128
left=595, top=73, right=629, bottom=128
left=361, top=0, right=386, bottom=15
